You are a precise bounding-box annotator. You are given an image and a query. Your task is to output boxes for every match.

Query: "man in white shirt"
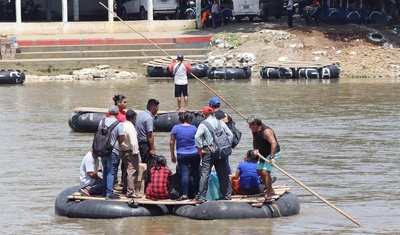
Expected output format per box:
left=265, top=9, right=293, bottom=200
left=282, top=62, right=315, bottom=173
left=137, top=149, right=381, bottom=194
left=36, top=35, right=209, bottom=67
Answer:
left=120, top=110, right=142, bottom=198
left=169, top=54, right=193, bottom=112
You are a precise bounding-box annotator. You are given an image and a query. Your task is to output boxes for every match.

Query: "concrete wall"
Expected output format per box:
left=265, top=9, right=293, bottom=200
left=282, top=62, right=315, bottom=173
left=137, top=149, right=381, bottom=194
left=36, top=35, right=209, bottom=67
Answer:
left=0, top=20, right=197, bottom=35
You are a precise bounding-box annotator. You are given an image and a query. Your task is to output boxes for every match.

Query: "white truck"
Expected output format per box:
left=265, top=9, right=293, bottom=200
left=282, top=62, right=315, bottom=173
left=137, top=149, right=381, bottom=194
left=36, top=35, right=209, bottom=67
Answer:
left=232, top=0, right=283, bottom=22
left=120, top=0, right=179, bottom=20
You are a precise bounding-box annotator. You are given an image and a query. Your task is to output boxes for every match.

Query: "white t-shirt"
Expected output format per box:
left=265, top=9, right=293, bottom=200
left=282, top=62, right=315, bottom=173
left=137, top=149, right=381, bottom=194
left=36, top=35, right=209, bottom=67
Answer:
left=79, top=151, right=99, bottom=188
left=173, top=62, right=189, bottom=85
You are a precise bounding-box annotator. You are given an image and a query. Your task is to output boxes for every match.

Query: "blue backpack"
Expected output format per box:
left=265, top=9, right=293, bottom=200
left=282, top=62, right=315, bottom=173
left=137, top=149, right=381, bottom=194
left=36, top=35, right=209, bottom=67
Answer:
left=203, top=120, right=232, bottom=160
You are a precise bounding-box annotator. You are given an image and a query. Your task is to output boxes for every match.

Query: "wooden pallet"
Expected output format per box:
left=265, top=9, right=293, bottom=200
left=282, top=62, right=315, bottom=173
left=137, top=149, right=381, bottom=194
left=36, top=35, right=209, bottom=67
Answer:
left=67, top=184, right=293, bottom=205
left=260, top=61, right=338, bottom=68
left=142, top=57, right=208, bottom=68
left=210, top=62, right=250, bottom=68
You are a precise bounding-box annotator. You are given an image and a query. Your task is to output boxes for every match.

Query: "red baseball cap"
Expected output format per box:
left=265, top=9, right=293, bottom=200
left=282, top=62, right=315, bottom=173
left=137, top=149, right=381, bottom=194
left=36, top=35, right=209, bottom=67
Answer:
left=202, top=106, right=214, bottom=114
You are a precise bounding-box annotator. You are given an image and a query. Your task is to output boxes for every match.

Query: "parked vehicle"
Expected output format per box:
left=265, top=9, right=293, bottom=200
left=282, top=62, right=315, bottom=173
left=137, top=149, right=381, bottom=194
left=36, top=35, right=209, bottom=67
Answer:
left=232, top=0, right=283, bottom=22
left=120, top=0, right=179, bottom=20
left=185, top=1, right=196, bottom=19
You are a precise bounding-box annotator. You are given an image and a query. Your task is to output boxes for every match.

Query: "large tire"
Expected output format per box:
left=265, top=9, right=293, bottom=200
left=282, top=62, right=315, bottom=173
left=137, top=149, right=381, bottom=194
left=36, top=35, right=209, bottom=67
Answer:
left=147, top=66, right=172, bottom=77
left=185, top=8, right=195, bottom=19
left=188, top=63, right=209, bottom=78
left=207, top=67, right=251, bottom=79
left=319, top=64, right=340, bottom=78
left=140, top=7, right=147, bottom=20
left=328, top=11, right=340, bottom=24
left=221, top=8, right=233, bottom=22
left=297, top=67, right=320, bottom=79
left=347, top=11, right=360, bottom=24
left=366, top=32, right=385, bottom=45
left=260, top=67, right=293, bottom=79
left=368, top=11, right=382, bottom=24
left=121, top=8, right=128, bottom=20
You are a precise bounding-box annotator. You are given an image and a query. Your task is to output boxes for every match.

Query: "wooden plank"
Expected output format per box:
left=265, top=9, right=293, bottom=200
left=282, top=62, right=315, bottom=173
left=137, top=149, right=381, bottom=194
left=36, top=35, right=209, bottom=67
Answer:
left=72, top=107, right=187, bottom=115
left=261, top=61, right=337, bottom=68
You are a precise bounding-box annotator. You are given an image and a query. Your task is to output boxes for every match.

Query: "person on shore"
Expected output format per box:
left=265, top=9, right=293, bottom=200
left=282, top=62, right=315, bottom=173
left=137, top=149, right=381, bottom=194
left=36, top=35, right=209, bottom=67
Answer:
left=120, top=109, right=142, bottom=198
left=287, top=0, right=294, bottom=28
left=170, top=112, right=200, bottom=201
left=169, top=54, right=192, bottom=112
left=211, top=0, right=224, bottom=29
left=231, top=150, right=260, bottom=195
left=145, top=155, right=173, bottom=200
left=106, top=94, right=127, bottom=190
left=99, top=105, right=125, bottom=200
left=135, top=98, right=160, bottom=188
left=194, top=106, right=233, bottom=202
left=247, top=115, right=281, bottom=202
left=79, top=149, right=103, bottom=197
left=202, top=9, right=212, bottom=29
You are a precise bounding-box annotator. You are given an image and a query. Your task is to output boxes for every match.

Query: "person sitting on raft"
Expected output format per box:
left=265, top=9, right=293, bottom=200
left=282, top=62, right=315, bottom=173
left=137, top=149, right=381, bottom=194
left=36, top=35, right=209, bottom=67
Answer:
left=145, top=155, right=173, bottom=200
left=79, top=148, right=104, bottom=197
left=231, top=150, right=261, bottom=195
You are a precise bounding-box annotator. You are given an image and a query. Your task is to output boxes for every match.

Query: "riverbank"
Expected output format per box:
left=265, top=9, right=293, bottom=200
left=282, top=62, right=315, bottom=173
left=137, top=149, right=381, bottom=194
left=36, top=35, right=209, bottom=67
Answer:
left=6, top=16, right=400, bottom=79
left=207, top=17, right=400, bottom=78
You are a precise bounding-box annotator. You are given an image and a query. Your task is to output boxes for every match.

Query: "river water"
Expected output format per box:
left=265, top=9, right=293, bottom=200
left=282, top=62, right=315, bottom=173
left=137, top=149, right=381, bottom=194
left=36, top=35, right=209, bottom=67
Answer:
left=0, top=77, right=399, bottom=234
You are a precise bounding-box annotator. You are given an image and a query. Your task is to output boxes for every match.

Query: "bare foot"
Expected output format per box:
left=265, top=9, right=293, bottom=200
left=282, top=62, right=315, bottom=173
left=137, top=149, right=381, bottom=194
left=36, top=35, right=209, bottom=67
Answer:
left=176, top=108, right=181, bottom=112
left=185, top=108, right=189, bottom=112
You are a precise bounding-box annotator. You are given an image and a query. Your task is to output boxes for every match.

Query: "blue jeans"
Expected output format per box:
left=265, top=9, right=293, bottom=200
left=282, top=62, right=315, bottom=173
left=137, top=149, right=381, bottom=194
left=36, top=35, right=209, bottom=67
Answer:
left=196, top=147, right=232, bottom=201
left=177, top=152, right=200, bottom=196
left=101, top=152, right=119, bottom=197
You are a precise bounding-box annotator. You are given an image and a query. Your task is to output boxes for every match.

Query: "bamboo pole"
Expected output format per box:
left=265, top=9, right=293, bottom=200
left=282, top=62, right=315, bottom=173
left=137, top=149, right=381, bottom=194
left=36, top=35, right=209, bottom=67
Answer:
left=256, top=153, right=363, bottom=227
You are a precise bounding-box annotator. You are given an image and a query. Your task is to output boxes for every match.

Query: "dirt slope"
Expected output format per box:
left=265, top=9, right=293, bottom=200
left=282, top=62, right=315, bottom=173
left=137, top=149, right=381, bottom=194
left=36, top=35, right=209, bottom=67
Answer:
left=208, top=16, right=400, bottom=78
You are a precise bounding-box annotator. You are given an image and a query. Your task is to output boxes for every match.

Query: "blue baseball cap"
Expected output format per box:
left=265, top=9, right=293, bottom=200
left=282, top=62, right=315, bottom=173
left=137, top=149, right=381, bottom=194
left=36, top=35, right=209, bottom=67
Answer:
left=208, top=97, right=220, bottom=106
left=177, top=54, right=184, bottom=60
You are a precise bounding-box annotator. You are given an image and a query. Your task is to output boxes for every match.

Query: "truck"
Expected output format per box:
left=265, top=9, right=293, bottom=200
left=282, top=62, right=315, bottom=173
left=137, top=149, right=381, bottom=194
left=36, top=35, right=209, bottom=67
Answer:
left=232, top=0, right=284, bottom=22
left=120, top=0, right=179, bottom=20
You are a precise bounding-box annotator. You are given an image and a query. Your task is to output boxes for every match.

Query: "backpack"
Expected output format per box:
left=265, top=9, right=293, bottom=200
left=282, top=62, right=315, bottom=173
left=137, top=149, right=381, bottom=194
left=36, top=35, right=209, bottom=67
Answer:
left=226, top=121, right=242, bottom=149
left=92, top=119, right=120, bottom=157
left=203, top=120, right=232, bottom=160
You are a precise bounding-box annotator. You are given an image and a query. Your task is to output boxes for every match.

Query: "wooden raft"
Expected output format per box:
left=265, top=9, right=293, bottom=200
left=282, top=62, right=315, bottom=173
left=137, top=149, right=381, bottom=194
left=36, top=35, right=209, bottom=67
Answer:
left=72, top=107, right=201, bottom=115
left=67, top=184, right=293, bottom=206
left=142, top=57, right=208, bottom=67
left=210, top=62, right=250, bottom=69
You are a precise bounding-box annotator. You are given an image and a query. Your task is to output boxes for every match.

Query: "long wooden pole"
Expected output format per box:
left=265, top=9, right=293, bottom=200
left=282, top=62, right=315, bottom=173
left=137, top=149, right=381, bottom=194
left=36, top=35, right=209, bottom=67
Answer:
left=99, top=2, right=248, bottom=120
left=256, top=153, right=363, bottom=227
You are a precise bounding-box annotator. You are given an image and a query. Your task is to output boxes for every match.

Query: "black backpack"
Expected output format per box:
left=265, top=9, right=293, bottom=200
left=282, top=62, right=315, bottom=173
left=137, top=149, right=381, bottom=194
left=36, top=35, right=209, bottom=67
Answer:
left=226, top=121, right=242, bottom=149
left=203, top=120, right=232, bottom=160
left=92, top=119, right=120, bottom=157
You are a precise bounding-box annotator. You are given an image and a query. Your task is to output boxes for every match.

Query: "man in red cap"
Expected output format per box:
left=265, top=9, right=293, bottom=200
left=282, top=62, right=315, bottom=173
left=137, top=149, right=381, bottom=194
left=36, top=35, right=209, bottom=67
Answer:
left=169, top=54, right=192, bottom=112
left=194, top=106, right=233, bottom=202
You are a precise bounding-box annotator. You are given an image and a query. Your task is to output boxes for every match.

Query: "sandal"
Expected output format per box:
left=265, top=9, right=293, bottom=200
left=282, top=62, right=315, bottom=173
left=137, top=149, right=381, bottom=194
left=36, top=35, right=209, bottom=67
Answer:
left=257, top=196, right=272, bottom=202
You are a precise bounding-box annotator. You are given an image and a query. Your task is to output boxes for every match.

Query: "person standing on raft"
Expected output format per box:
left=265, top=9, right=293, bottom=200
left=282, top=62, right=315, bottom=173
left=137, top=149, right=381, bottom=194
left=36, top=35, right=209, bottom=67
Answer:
left=247, top=115, right=281, bottom=202
left=169, top=54, right=192, bottom=112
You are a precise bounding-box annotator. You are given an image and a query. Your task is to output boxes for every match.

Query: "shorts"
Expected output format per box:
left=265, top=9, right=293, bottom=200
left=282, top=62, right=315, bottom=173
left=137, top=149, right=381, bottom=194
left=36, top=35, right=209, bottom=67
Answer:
left=174, top=84, right=188, bottom=98
left=257, top=152, right=281, bottom=172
